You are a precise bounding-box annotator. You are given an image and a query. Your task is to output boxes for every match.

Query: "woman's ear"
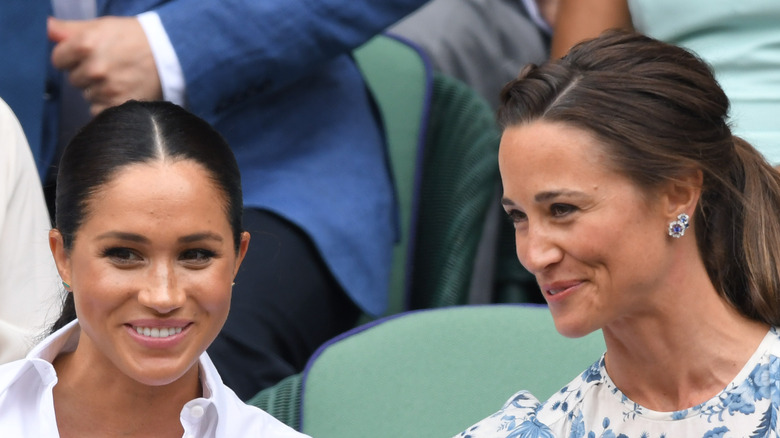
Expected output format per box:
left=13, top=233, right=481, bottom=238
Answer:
left=660, top=169, right=703, bottom=219
left=49, top=229, right=72, bottom=288
left=233, top=231, right=251, bottom=277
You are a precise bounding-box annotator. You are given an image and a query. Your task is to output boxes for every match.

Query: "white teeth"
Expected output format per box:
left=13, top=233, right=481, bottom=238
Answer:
left=134, top=326, right=183, bottom=338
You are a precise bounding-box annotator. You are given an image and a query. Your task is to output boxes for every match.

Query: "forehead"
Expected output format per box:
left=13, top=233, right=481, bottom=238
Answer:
left=498, top=121, right=636, bottom=202
left=81, top=160, right=229, bottom=231
left=500, top=120, right=608, bottom=165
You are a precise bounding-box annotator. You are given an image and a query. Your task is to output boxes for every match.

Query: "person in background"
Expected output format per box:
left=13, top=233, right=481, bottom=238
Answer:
left=391, top=0, right=556, bottom=109
left=456, top=31, right=780, bottom=437
left=0, top=97, right=59, bottom=364
left=0, top=0, right=430, bottom=399
left=0, top=100, right=309, bottom=438
left=551, top=0, right=780, bottom=164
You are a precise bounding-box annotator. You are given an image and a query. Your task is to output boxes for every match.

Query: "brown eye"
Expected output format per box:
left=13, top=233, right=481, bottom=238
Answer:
left=550, top=203, right=577, bottom=217
left=180, top=249, right=215, bottom=265
left=102, top=247, right=143, bottom=265
left=506, top=209, right=527, bottom=224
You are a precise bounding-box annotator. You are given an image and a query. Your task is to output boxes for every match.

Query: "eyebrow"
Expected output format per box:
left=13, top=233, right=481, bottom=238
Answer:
left=534, top=190, right=589, bottom=203
left=501, top=190, right=589, bottom=206
left=96, top=231, right=223, bottom=244
left=178, top=232, right=224, bottom=244
left=96, top=231, right=151, bottom=243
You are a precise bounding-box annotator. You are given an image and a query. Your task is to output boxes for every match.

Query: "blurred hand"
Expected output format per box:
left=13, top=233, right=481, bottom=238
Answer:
left=48, top=16, right=162, bottom=115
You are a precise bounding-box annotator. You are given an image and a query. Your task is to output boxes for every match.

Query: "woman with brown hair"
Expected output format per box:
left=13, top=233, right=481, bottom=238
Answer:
left=456, top=30, right=780, bottom=437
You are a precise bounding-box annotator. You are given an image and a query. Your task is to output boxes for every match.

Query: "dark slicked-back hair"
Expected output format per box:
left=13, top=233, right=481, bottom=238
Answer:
left=51, top=100, right=243, bottom=332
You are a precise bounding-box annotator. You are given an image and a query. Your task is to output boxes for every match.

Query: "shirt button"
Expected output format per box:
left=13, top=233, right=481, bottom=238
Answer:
left=190, top=405, right=205, bottom=418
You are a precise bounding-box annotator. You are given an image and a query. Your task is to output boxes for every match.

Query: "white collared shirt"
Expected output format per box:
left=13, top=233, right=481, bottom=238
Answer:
left=0, top=320, right=309, bottom=438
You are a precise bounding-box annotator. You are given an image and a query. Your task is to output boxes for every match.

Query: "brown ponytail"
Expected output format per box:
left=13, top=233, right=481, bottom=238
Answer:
left=711, top=137, right=780, bottom=324
left=500, top=30, right=780, bottom=325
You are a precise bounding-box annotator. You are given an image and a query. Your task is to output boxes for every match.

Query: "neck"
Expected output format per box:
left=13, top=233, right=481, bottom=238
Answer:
left=602, top=278, right=769, bottom=412
left=52, top=348, right=201, bottom=437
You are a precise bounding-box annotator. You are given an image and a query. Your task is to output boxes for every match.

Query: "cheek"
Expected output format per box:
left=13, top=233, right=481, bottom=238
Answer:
left=185, top=269, right=233, bottom=317
left=197, top=286, right=232, bottom=316
left=70, top=260, right=131, bottom=311
left=578, top=216, right=666, bottom=278
left=563, top=221, right=630, bottom=268
left=194, top=285, right=232, bottom=345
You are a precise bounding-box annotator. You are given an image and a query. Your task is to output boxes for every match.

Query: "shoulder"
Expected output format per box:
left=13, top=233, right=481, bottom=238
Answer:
left=454, top=356, right=609, bottom=438
left=199, top=353, right=309, bottom=437
left=0, top=358, right=59, bottom=435
left=455, top=390, right=546, bottom=438
left=534, top=357, right=606, bottom=422
left=760, top=327, right=780, bottom=365
left=0, top=359, right=31, bottom=397
left=742, top=327, right=780, bottom=392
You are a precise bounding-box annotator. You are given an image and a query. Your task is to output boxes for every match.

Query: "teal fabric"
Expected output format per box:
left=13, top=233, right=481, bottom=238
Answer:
left=298, top=305, right=606, bottom=438
left=353, top=34, right=431, bottom=316
left=409, top=73, right=501, bottom=309
left=247, top=373, right=303, bottom=430
left=628, top=0, right=780, bottom=163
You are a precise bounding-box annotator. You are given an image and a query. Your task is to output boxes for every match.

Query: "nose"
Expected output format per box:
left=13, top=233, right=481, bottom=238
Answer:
left=137, top=261, right=185, bottom=314
left=515, top=224, right=563, bottom=275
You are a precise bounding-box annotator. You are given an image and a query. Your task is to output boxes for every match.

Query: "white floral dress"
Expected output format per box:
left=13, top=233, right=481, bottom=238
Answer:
left=456, top=328, right=780, bottom=438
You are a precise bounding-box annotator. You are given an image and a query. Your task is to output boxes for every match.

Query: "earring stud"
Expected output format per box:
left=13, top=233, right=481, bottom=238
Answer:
left=62, top=281, right=71, bottom=290
left=668, top=213, right=690, bottom=238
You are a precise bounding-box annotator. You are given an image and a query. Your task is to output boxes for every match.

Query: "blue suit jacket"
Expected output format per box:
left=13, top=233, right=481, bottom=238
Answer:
left=0, top=0, right=428, bottom=315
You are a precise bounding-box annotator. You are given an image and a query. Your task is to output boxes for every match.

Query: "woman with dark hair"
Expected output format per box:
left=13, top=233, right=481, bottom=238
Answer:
left=456, top=31, right=780, bottom=437
left=0, top=100, right=308, bottom=437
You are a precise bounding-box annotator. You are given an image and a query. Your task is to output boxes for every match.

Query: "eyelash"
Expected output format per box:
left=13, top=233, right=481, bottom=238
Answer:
left=101, top=247, right=142, bottom=265
left=100, top=247, right=217, bottom=265
left=180, top=249, right=216, bottom=263
left=505, top=204, right=578, bottom=224
left=550, top=203, right=578, bottom=217
left=506, top=209, right=527, bottom=224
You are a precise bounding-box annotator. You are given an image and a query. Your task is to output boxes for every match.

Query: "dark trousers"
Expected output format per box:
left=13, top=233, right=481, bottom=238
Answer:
left=208, top=208, right=361, bottom=400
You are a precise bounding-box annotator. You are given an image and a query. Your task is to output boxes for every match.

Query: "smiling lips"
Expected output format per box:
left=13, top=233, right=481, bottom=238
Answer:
left=134, top=326, right=183, bottom=338
left=543, top=280, right=582, bottom=296
left=128, top=320, right=191, bottom=340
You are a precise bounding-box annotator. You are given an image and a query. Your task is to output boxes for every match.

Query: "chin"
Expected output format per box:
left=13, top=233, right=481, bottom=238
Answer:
left=124, top=358, right=199, bottom=387
left=552, top=317, right=599, bottom=339
left=135, top=372, right=190, bottom=387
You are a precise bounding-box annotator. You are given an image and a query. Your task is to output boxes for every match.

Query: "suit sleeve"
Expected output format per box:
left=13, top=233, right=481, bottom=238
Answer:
left=153, top=0, right=429, bottom=120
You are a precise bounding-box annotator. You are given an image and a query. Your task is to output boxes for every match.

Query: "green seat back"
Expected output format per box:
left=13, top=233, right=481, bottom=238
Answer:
left=354, top=33, right=504, bottom=314
left=409, top=73, right=501, bottom=309
left=247, top=372, right=302, bottom=429
left=298, top=305, right=606, bottom=437
left=353, top=34, right=431, bottom=315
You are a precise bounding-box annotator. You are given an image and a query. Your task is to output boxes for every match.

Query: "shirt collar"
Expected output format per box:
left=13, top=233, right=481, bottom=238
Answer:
left=23, top=319, right=223, bottom=425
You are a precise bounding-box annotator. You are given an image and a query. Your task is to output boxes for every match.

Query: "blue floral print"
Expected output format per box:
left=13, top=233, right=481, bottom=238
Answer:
left=506, top=417, right=555, bottom=438
left=455, top=328, right=780, bottom=438
left=702, top=427, right=728, bottom=438
left=581, top=360, right=604, bottom=384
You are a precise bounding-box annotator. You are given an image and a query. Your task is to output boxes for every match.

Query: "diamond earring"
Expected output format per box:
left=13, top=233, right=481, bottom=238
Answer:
left=668, top=213, right=690, bottom=238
